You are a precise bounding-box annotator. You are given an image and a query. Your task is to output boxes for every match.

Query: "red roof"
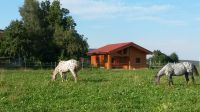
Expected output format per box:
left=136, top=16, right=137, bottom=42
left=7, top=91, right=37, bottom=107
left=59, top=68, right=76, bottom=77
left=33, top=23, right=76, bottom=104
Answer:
left=87, top=42, right=152, bottom=55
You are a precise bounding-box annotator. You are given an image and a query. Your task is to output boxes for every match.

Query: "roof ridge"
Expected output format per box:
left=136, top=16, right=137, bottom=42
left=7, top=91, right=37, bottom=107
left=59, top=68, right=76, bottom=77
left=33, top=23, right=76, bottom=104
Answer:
left=87, top=41, right=152, bottom=55
left=107, top=42, right=132, bottom=45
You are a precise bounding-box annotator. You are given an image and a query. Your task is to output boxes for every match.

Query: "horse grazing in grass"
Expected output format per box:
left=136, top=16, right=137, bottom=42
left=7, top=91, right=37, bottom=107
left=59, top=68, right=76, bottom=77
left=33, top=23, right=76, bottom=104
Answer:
left=155, top=62, right=199, bottom=85
left=52, top=59, right=80, bottom=83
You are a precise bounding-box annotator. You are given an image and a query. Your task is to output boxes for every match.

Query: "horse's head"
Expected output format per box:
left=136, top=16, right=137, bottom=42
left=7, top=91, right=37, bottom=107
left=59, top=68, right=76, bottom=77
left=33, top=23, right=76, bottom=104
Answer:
left=154, top=71, right=161, bottom=85
left=51, top=71, right=56, bottom=81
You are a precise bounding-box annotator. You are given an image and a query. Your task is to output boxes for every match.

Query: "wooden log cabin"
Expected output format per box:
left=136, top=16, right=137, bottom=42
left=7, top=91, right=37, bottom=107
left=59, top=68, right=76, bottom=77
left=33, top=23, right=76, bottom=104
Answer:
left=87, top=42, right=152, bottom=69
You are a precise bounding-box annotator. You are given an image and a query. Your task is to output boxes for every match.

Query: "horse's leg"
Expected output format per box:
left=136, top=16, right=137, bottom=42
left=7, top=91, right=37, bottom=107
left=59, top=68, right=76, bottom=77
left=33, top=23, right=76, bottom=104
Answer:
left=170, top=75, right=174, bottom=85
left=52, top=70, right=57, bottom=81
left=168, top=74, right=173, bottom=86
left=59, top=72, right=64, bottom=82
left=155, top=76, right=160, bottom=85
left=191, top=73, right=195, bottom=84
left=70, top=70, right=77, bottom=83
left=184, top=72, right=189, bottom=84
left=157, top=76, right=161, bottom=84
left=63, top=72, right=67, bottom=81
left=167, top=76, right=170, bottom=86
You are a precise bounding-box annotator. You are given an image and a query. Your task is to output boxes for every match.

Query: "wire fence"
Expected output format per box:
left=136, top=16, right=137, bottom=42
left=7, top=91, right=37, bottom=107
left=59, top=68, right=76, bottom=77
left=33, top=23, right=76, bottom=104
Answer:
left=0, top=61, right=91, bottom=70
left=0, top=60, right=199, bottom=70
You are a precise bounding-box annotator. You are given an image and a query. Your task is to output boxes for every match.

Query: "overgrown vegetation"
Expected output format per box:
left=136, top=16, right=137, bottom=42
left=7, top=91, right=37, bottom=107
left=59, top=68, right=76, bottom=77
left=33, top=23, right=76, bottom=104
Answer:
left=0, top=0, right=88, bottom=62
left=0, top=68, right=200, bottom=111
left=149, top=50, right=179, bottom=66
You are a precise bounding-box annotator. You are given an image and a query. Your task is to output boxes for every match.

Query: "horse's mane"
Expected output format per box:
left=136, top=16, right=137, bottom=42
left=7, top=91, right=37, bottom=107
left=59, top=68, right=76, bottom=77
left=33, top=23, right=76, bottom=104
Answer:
left=155, top=64, right=168, bottom=76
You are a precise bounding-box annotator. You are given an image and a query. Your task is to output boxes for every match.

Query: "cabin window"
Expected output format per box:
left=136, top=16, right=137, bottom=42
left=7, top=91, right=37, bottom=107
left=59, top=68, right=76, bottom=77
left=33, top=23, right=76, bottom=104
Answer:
left=96, top=56, right=99, bottom=63
left=123, top=48, right=128, bottom=54
left=112, top=58, right=115, bottom=63
left=135, top=58, right=141, bottom=63
left=104, top=55, right=107, bottom=63
left=120, top=57, right=127, bottom=63
left=117, top=51, right=122, bottom=55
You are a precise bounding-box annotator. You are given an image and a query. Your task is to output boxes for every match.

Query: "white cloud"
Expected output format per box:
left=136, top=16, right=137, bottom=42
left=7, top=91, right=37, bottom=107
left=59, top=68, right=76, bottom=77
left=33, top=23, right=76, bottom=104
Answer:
left=128, top=16, right=187, bottom=26
left=40, top=0, right=186, bottom=26
left=59, top=0, right=172, bottom=19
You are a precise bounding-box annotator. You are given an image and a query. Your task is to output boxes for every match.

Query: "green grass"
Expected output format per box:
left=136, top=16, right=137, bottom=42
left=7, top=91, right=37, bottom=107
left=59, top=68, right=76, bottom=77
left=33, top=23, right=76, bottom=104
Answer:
left=0, top=68, right=200, bottom=112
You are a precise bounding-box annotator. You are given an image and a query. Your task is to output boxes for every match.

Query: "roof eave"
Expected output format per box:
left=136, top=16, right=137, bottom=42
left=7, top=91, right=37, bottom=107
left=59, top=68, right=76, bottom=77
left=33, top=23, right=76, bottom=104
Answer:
left=87, top=52, right=108, bottom=56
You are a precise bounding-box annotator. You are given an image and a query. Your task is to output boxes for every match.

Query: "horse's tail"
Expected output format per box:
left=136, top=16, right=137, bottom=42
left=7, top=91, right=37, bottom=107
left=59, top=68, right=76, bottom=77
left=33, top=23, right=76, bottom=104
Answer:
left=193, top=65, right=199, bottom=76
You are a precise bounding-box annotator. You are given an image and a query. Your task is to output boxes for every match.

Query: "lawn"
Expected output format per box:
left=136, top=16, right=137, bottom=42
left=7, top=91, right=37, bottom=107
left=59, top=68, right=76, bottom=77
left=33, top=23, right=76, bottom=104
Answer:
left=0, top=68, right=200, bottom=112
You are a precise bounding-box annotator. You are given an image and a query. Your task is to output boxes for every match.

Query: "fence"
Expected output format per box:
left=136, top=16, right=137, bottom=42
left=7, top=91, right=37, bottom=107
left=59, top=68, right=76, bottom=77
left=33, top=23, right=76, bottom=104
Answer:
left=148, top=62, right=200, bottom=69
left=1, top=61, right=198, bottom=70
left=0, top=61, right=91, bottom=69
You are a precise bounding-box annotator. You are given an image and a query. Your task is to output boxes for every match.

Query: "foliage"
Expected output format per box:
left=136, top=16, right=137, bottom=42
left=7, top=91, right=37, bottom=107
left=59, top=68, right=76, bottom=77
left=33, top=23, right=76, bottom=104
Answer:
left=0, top=69, right=200, bottom=111
left=169, top=52, right=179, bottom=63
left=0, top=0, right=88, bottom=62
left=0, top=20, right=28, bottom=59
left=150, top=50, right=179, bottom=65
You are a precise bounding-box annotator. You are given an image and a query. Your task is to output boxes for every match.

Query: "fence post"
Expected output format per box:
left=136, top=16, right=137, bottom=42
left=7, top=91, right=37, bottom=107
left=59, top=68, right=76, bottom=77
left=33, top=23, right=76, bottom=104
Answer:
left=149, top=58, right=152, bottom=69
left=25, top=61, right=26, bottom=71
left=82, top=61, right=84, bottom=70
left=40, top=62, right=42, bottom=70
left=199, top=57, right=200, bottom=67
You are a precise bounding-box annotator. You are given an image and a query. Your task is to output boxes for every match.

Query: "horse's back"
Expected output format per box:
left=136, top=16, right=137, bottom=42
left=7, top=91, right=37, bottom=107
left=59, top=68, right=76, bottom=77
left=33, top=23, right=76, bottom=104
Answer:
left=68, top=59, right=80, bottom=69
left=171, top=63, right=186, bottom=75
left=58, top=59, right=79, bottom=71
left=182, top=62, right=193, bottom=73
left=56, top=59, right=79, bottom=72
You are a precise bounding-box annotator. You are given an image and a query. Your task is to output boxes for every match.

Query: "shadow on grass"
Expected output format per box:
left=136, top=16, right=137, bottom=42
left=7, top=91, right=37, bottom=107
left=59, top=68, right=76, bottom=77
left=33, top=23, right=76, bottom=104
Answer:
left=170, top=83, right=200, bottom=86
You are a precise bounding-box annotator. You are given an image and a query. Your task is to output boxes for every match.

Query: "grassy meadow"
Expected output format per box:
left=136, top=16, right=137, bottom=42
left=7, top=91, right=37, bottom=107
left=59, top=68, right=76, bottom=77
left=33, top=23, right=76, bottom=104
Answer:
left=0, top=68, right=200, bottom=112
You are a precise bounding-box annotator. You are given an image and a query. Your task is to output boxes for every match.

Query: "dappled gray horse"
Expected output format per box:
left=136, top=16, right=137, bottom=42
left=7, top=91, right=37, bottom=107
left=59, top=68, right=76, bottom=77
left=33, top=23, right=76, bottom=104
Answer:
left=155, top=62, right=199, bottom=85
left=52, top=59, right=80, bottom=83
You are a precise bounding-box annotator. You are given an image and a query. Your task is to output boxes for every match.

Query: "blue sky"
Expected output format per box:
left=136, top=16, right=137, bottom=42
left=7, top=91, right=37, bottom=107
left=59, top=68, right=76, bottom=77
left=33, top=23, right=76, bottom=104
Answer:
left=0, top=0, right=200, bottom=60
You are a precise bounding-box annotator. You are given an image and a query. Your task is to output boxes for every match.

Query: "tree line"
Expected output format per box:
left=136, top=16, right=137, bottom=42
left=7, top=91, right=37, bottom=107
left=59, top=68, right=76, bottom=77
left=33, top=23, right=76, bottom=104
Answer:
left=149, top=50, right=179, bottom=66
left=0, top=0, right=88, bottom=63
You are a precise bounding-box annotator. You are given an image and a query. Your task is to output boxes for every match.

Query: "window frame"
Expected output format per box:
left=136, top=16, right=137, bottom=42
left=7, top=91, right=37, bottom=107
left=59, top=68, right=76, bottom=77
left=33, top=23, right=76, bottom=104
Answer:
left=135, top=58, right=141, bottom=64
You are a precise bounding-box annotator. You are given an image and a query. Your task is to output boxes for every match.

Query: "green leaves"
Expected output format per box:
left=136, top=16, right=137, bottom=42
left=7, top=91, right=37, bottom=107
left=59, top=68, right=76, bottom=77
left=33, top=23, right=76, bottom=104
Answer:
left=169, top=52, right=179, bottom=63
left=0, top=20, right=28, bottom=58
left=150, top=50, right=179, bottom=65
left=0, top=0, right=88, bottom=62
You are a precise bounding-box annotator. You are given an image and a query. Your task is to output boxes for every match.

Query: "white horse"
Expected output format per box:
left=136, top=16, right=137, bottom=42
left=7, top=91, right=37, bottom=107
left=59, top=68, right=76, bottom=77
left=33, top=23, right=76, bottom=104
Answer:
left=52, top=59, right=80, bottom=83
left=155, top=62, right=199, bottom=85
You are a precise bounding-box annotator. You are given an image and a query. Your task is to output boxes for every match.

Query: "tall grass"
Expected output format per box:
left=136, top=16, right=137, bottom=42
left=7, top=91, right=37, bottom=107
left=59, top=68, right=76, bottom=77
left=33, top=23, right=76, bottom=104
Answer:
left=0, top=68, right=200, bottom=111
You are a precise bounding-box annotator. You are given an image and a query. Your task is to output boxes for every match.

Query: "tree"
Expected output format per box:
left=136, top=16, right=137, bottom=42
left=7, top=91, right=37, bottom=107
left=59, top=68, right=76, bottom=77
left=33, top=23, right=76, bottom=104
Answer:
left=149, top=50, right=179, bottom=66
left=150, top=50, right=170, bottom=65
left=0, top=20, right=29, bottom=60
left=169, top=52, right=179, bottom=62
left=48, top=0, right=88, bottom=60
left=19, top=0, right=44, bottom=61
left=53, top=25, right=88, bottom=60
left=1, top=0, right=88, bottom=62
left=151, top=50, right=168, bottom=64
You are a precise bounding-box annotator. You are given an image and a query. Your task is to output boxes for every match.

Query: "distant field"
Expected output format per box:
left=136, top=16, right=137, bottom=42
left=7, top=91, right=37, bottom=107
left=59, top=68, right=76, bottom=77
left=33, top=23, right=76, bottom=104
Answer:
left=0, top=68, right=200, bottom=112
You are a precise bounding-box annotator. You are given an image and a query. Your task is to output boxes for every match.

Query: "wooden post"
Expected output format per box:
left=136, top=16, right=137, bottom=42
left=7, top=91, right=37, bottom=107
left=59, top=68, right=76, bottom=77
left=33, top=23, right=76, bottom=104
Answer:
left=82, top=61, right=84, bottom=70
left=92, top=55, right=97, bottom=67
left=107, top=54, right=112, bottom=69
left=24, top=61, right=26, bottom=71
left=128, top=48, right=131, bottom=70
left=128, top=60, right=131, bottom=70
left=199, top=57, right=200, bottom=68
